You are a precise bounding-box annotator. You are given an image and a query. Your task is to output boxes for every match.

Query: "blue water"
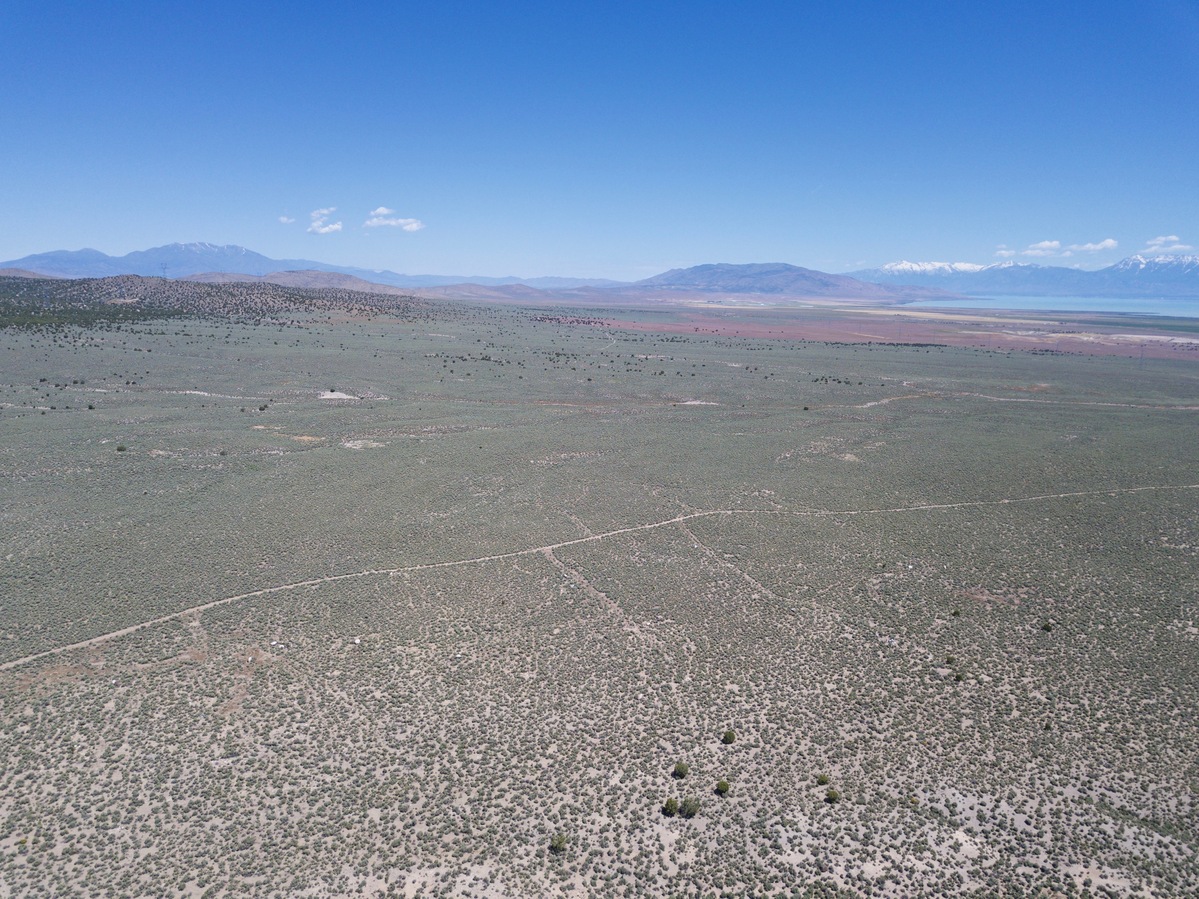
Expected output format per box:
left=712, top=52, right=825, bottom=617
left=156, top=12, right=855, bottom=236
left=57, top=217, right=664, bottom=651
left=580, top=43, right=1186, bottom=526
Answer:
left=907, top=294, right=1199, bottom=318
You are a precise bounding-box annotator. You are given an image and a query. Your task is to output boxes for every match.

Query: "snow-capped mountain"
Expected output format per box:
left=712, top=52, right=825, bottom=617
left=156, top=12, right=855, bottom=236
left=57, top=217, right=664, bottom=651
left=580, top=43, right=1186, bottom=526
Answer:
left=875, top=261, right=986, bottom=276
left=851, top=255, right=1199, bottom=298
left=1107, top=254, right=1199, bottom=275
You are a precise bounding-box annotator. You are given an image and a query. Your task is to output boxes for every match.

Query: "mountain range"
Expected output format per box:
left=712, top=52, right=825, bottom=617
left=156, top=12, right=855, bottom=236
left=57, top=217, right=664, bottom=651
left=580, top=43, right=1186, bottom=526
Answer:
left=0, top=242, right=623, bottom=290
left=850, top=256, right=1199, bottom=298
left=3, top=242, right=1197, bottom=300
left=0, top=244, right=953, bottom=303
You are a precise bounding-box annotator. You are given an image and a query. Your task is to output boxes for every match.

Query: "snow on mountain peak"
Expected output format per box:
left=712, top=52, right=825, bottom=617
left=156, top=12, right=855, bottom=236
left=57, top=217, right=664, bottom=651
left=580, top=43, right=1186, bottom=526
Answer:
left=166, top=242, right=249, bottom=254
left=879, top=260, right=984, bottom=275
left=1110, top=253, right=1199, bottom=272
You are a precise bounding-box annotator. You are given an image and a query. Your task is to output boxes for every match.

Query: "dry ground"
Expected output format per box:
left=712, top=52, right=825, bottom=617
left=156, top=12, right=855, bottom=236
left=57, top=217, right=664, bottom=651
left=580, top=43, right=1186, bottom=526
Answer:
left=1, top=283, right=1197, bottom=898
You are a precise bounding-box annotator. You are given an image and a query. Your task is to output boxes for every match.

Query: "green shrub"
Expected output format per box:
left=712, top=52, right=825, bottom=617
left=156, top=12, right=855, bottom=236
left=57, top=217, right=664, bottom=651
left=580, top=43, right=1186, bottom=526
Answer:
left=549, top=833, right=568, bottom=854
left=662, top=797, right=678, bottom=817
left=816, top=773, right=830, bottom=786
left=721, top=730, right=736, bottom=745
left=715, top=780, right=729, bottom=796
left=825, top=789, right=841, bottom=804
left=672, top=762, right=690, bottom=779
left=680, top=797, right=700, bottom=819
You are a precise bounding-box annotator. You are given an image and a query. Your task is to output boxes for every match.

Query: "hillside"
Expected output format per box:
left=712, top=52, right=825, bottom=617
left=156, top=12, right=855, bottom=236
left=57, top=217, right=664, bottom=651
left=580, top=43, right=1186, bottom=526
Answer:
left=185, top=269, right=421, bottom=296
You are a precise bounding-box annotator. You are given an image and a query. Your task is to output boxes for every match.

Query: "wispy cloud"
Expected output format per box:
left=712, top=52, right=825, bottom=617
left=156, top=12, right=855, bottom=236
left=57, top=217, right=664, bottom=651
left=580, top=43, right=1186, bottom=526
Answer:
left=278, top=215, right=295, bottom=225
left=308, top=207, right=342, bottom=234
left=1068, top=238, right=1117, bottom=252
left=363, top=206, right=425, bottom=231
left=999, top=237, right=1119, bottom=259
left=1022, top=240, right=1062, bottom=257
left=1145, top=234, right=1193, bottom=253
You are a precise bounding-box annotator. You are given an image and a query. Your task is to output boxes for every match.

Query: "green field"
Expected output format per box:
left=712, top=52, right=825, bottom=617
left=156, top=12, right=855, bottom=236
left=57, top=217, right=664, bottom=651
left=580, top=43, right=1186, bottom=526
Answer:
left=1, top=280, right=1197, bottom=897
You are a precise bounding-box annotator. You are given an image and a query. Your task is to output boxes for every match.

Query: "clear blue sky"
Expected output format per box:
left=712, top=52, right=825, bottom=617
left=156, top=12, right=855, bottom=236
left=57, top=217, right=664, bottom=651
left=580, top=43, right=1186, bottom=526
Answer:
left=3, top=1, right=1197, bottom=278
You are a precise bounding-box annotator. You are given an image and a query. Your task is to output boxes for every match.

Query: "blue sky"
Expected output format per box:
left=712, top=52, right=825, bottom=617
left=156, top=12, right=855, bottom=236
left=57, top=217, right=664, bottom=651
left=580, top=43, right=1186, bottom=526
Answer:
left=3, top=1, right=1197, bottom=278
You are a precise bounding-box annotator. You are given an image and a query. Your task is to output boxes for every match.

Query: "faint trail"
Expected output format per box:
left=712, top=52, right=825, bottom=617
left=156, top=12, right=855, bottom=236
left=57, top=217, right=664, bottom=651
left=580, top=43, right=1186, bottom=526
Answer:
left=679, top=522, right=789, bottom=606
left=853, top=394, right=929, bottom=409
left=3, top=482, right=1197, bottom=673
left=957, top=392, right=1199, bottom=411
left=541, top=548, right=659, bottom=647
left=849, top=391, right=1199, bottom=412
left=682, top=517, right=876, bottom=633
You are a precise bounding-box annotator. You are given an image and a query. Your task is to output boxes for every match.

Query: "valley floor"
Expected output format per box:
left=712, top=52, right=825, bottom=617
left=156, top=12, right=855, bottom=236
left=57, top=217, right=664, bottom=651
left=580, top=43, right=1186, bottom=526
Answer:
left=1, top=285, right=1196, bottom=897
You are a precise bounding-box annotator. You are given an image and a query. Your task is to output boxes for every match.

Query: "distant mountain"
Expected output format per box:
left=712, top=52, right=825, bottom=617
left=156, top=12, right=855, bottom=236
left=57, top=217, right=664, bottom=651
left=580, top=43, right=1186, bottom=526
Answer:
left=851, top=255, right=1199, bottom=298
left=1103, top=254, right=1199, bottom=281
left=3, top=243, right=281, bottom=279
left=405, top=263, right=961, bottom=306
left=1, top=254, right=965, bottom=308
left=0, top=243, right=626, bottom=290
left=633, top=262, right=949, bottom=301
left=867, top=261, right=986, bottom=276
left=518, top=275, right=628, bottom=289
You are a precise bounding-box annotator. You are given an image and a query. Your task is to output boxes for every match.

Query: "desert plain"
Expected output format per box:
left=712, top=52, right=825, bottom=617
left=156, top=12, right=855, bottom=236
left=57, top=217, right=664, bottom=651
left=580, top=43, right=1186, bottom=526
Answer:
left=0, top=276, right=1197, bottom=897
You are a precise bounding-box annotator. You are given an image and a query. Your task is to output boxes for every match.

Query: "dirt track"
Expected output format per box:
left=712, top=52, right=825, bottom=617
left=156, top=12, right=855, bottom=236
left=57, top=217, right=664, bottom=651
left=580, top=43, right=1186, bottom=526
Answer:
left=4, top=482, right=1196, bottom=674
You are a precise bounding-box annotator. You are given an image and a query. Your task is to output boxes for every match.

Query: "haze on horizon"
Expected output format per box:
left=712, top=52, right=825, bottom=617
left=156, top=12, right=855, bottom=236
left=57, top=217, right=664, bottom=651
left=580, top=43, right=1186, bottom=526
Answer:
left=2, top=0, right=1198, bottom=280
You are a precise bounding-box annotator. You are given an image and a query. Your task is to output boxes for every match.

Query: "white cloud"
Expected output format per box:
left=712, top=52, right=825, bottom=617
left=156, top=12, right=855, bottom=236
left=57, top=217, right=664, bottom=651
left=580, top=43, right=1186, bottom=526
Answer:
left=278, top=215, right=295, bottom=224
left=1022, top=240, right=1061, bottom=257
left=1000, top=237, right=1119, bottom=259
left=308, top=207, right=342, bottom=235
left=1145, top=234, right=1193, bottom=253
left=364, top=215, right=425, bottom=231
left=1068, top=238, right=1117, bottom=252
left=369, top=206, right=395, bottom=216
